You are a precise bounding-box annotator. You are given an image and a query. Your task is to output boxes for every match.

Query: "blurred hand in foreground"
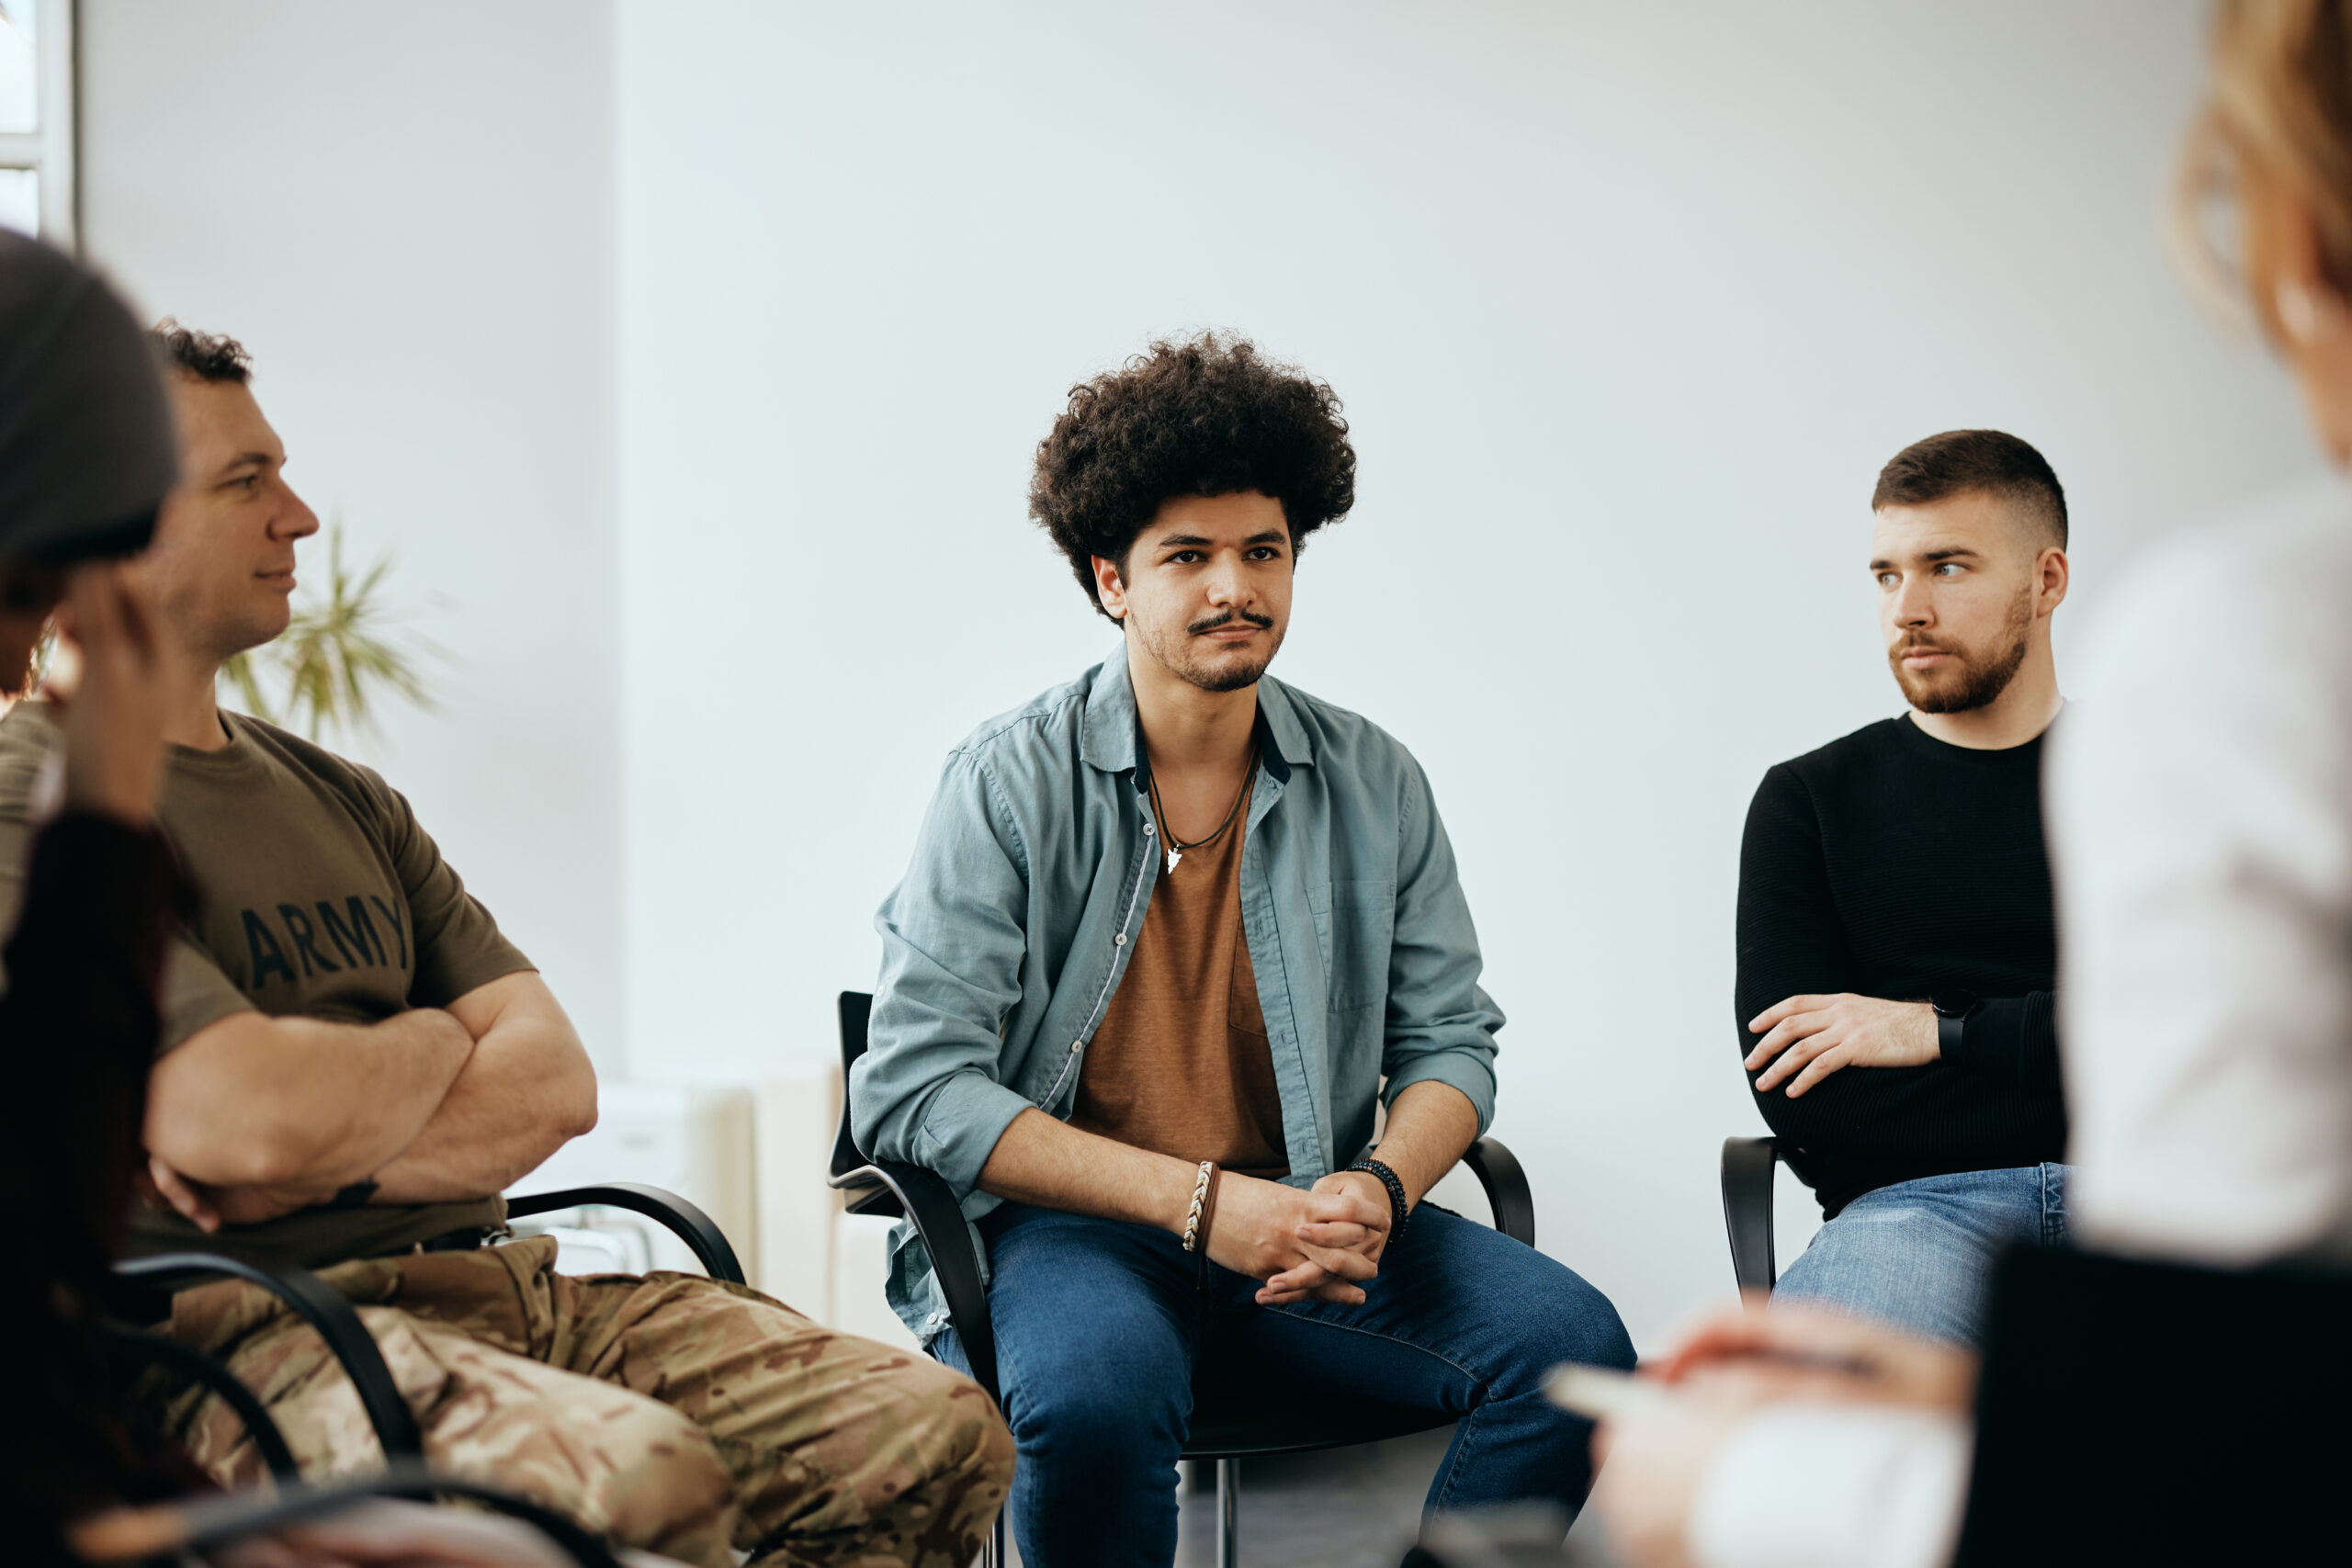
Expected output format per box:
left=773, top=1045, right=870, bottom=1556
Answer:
left=51, top=561, right=171, bottom=826
left=1588, top=1298, right=1978, bottom=1568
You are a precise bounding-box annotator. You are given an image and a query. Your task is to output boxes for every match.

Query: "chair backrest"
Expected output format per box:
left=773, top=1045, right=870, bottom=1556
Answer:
left=830, top=990, right=875, bottom=1181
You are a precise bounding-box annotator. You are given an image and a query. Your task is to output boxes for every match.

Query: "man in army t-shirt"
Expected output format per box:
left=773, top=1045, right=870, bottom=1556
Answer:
left=0, top=325, right=1012, bottom=1568
left=3, top=693, right=541, bottom=1264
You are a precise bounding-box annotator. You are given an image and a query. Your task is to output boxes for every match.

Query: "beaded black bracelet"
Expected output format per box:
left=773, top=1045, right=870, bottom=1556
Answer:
left=1348, top=1156, right=1410, bottom=1246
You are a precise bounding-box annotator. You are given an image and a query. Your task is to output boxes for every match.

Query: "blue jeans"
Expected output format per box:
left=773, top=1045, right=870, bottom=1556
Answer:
left=936, top=1200, right=1634, bottom=1568
left=1774, top=1163, right=2070, bottom=1346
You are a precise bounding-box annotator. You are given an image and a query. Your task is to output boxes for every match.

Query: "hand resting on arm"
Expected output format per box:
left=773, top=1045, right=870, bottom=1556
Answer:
left=143, top=972, right=595, bottom=1230
left=1745, top=993, right=1940, bottom=1097
left=370, top=971, right=597, bottom=1202
left=143, top=1004, right=476, bottom=1227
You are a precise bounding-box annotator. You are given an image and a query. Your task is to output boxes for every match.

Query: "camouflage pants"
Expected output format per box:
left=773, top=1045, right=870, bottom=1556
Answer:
left=136, top=1236, right=1012, bottom=1568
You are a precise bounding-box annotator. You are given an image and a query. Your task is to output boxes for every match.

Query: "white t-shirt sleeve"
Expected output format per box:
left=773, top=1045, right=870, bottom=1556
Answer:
left=1689, top=1404, right=1972, bottom=1568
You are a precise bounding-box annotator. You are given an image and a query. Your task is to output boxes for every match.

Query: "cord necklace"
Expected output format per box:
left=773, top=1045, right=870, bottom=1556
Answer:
left=1148, top=748, right=1256, bottom=874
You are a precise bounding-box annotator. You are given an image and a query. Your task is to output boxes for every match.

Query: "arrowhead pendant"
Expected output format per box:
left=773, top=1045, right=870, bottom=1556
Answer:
left=1166, top=848, right=1183, bottom=874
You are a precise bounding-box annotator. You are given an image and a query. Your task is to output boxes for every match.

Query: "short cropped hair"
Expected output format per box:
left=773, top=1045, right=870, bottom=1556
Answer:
left=1029, top=333, right=1356, bottom=621
left=1871, top=429, right=2068, bottom=547
left=150, top=320, right=252, bottom=385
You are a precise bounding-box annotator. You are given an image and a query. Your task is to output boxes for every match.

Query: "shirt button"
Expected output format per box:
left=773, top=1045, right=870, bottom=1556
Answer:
left=1114, top=932, right=1125, bottom=945
left=1070, top=1041, right=1082, bottom=1053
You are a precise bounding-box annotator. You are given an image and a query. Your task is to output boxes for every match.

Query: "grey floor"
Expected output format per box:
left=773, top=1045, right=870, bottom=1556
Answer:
left=1171, top=1430, right=1448, bottom=1568
left=999, top=1426, right=1613, bottom=1567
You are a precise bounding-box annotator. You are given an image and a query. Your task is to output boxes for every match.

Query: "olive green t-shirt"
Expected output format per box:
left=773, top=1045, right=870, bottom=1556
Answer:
left=0, top=703, right=535, bottom=1266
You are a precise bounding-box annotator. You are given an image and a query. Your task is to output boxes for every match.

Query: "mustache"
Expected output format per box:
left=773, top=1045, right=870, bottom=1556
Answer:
left=1893, top=633, right=1961, bottom=656
left=1187, top=607, right=1276, bottom=636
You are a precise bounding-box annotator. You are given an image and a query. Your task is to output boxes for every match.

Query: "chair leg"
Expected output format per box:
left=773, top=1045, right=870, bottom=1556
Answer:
left=1217, top=1457, right=1239, bottom=1568
left=979, top=1508, right=1003, bottom=1568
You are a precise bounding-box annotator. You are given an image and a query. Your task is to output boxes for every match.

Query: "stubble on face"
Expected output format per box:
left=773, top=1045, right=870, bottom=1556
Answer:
left=1112, top=491, right=1295, bottom=694
left=140, top=378, right=308, bottom=663
left=1134, top=602, right=1284, bottom=694
left=1887, top=579, right=2034, bottom=713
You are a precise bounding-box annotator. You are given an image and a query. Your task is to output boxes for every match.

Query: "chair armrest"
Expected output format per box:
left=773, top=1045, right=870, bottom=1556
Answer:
left=67, top=1460, right=626, bottom=1567
left=101, top=1324, right=300, bottom=1481
left=1720, top=1135, right=1780, bottom=1292
left=1459, top=1136, right=1536, bottom=1247
left=507, top=1181, right=746, bottom=1285
left=829, top=1159, right=1001, bottom=1406
left=113, top=1251, right=424, bottom=1461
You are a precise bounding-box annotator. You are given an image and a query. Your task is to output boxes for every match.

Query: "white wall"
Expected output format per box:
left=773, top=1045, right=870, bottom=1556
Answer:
left=70, top=2, right=2324, bottom=1353
left=615, top=0, right=2317, bottom=1347
left=78, top=1, right=625, bottom=1063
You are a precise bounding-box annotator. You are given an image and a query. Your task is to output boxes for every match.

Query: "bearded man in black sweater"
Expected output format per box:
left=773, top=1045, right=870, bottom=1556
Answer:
left=1736, top=429, right=2071, bottom=1347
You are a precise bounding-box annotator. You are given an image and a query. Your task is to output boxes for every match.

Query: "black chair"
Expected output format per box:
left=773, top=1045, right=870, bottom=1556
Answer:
left=68, top=1461, right=633, bottom=1567
left=94, top=1335, right=626, bottom=1561
left=102, top=1322, right=302, bottom=1481
left=112, top=1180, right=745, bottom=1469
left=1719, top=1135, right=1781, bottom=1292
left=93, top=1289, right=666, bottom=1566
left=506, top=1181, right=746, bottom=1283
left=828, top=989, right=1542, bottom=1568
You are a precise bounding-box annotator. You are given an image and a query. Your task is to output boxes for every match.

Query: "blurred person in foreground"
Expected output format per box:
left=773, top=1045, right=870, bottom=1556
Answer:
left=1589, top=4, right=2352, bottom=1564
left=0, top=234, right=689, bottom=1568
left=1736, top=428, right=2073, bottom=1347
left=0, top=225, right=191, bottom=1562
left=0, top=320, right=1012, bottom=1568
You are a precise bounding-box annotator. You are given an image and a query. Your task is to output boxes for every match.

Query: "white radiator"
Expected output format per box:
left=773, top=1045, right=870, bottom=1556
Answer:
left=756, top=1057, right=921, bottom=1349
left=509, top=1083, right=758, bottom=1280
left=509, top=1071, right=919, bottom=1352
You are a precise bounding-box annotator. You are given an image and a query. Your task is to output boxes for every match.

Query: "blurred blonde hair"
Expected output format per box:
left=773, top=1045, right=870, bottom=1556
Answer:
left=2182, top=0, right=2352, bottom=337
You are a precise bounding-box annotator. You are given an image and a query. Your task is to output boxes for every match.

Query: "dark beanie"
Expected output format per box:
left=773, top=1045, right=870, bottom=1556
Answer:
left=0, top=231, right=177, bottom=563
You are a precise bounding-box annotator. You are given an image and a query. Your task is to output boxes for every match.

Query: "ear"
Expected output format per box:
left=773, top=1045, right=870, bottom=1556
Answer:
left=1091, top=555, right=1129, bottom=621
left=2035, top=546, right=2070, bottom=615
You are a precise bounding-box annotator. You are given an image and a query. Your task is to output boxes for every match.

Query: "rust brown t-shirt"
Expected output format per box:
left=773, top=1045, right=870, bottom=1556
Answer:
left=0, top=703, right=534, bottom=1266
left=1069, top=781, right=1289, bottom=1178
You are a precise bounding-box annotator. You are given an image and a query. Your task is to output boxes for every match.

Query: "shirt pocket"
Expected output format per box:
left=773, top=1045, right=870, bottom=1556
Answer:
left=1309, top=879, right=1396, bottom=1012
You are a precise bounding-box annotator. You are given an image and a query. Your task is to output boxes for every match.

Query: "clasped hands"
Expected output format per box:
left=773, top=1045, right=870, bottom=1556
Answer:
left=1204, top=1168, right=1395, bottom=1306
left=1745, top=993, right=1939, bottom=1096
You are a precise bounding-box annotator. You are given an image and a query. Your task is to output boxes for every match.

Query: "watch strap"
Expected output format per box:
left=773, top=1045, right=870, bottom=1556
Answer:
left=1938, top=1010, right=1965, bottom=1058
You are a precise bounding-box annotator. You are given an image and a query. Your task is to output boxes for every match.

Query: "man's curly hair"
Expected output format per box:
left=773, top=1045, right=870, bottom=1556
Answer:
left=1029, top=333, right=1356, bottom=622
left=150, top=319, right=252, bottom=384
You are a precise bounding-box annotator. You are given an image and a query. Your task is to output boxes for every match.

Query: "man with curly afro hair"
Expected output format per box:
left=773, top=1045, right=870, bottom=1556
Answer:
left=855, top=333, right=1634, bottom=1564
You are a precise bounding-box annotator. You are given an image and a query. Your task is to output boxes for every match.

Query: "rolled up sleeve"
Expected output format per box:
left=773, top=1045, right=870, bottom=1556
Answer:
left=1379, top=760, right=1501, bottom=1133
left=855, top=752, right=1039, bottom=1199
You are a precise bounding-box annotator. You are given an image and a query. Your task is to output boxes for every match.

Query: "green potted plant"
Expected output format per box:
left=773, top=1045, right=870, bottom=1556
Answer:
left=221, top=523, right=439, bottom=740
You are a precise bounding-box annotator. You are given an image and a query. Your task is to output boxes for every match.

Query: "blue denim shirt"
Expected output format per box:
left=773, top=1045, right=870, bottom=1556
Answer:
left=853, top=652, right=1503, bottom=1343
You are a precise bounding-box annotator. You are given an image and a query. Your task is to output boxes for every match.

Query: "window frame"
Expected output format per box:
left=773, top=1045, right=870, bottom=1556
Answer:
left=0, top=0, right=76, bottom=248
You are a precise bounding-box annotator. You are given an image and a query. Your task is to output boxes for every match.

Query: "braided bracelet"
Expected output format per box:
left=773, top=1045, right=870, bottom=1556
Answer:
left=1348, top=1156, right=1411, bottom=1247
left=1181, top=1159, right=1217, bottom=1253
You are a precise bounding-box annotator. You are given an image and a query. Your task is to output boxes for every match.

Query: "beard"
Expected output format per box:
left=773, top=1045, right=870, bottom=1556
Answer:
left=1135, top=605, right=1284, bottom=694
left=1888, top=587, right=2033, bottom=714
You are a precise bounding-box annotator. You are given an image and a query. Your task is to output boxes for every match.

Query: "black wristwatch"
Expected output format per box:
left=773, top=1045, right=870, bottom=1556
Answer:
left=1930, top=989, right=1982, bottom=1057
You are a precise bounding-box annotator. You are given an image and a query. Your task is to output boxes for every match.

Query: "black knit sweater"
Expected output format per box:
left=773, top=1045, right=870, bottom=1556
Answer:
left=1735, top=714, right=2066, bottom=1216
